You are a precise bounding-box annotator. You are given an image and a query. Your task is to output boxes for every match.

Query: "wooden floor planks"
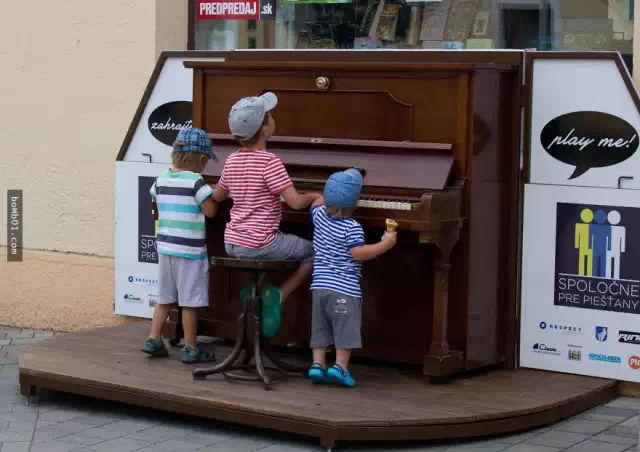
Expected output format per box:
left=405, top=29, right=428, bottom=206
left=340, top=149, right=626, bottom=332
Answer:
left=19, top=322, right=618, bottom=446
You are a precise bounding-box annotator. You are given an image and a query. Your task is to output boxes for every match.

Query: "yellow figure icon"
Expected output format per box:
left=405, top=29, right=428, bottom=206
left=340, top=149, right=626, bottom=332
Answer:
left=575, top=208, right=593, bottom=276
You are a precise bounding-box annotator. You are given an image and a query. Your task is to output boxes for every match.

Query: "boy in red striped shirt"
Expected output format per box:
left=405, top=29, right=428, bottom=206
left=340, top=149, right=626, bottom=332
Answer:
left=212, top=92, right=320, bottom=338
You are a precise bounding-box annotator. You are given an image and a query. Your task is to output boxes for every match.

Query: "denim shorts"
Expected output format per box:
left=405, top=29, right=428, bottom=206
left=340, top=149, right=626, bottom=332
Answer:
left=225, top=232, right=313, bottom=264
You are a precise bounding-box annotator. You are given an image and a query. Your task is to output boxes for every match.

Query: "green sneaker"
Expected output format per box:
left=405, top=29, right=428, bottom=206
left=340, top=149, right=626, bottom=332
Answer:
left=141, top=337, right=168, bottom=357
left=260, top=285, right=282, bottom=339
left=181, top=346, right=216, bottom=364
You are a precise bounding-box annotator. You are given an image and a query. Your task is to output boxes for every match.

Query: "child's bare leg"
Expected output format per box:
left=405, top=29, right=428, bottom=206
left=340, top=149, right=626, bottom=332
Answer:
left=149, top=303, right=172, bottom=338
left=182, top=307, right=198, bottom=349
left=312, top=347, right=327, bottom=368
left=335, top=349, right=352, bottom=370
left=280, top=262, right=313, bottom=302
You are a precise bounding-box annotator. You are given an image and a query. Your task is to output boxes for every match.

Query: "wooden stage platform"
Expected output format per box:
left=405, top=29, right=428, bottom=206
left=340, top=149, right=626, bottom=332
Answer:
left=19, top=323, right=617, bottom=449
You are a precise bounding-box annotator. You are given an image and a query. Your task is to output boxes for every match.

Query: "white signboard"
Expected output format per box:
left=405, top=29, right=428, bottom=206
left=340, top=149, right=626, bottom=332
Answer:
left=124, top=55, right=223, bottom=164
left=521, top=183, right=640, bottom=382
left=529, top=58, right=640, bottom=189
left=115, top=161, right=170, bottom=317
left=115, top=55, right=223, bottom=317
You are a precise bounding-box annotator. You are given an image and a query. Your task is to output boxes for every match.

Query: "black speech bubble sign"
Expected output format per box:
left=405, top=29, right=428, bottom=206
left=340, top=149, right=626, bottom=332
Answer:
left=540, top=111, right=639, bottom=179
left=147, top=101, right=193, bottom=146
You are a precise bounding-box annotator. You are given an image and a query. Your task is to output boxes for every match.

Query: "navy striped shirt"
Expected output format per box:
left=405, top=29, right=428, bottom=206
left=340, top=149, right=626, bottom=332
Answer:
left=310, top=205, right=365, bottom=297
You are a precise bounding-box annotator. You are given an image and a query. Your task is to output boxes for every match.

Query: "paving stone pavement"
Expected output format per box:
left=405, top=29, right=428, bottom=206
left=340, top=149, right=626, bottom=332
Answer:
left=0, top=326, right=638, bottom=452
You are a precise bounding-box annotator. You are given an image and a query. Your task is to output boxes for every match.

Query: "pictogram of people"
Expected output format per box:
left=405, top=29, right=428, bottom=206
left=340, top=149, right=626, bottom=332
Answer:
left=574, top=208, right=593, bottom=276
left=606, top=210, right=626, bottom=279
left=590, top=209, right=611, bottom=277
left=573, top=207, right=626, bottom=279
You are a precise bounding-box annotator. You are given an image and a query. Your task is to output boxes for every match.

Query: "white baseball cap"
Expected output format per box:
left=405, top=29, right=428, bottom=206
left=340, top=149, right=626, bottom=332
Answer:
left=228, top=92, right=278, bottom=139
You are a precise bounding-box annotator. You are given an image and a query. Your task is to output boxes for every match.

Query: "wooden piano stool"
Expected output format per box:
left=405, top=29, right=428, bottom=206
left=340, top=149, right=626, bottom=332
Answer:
left=192, top=257, right=308, bottom=390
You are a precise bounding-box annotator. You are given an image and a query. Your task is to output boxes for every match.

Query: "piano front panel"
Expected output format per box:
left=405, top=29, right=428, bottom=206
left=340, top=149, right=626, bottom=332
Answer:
left=196, top=67, right=471, bottom=179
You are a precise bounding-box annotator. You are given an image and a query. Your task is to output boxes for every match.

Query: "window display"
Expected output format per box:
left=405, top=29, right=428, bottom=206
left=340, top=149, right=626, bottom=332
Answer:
left=194, top=0, right=634, bottom=69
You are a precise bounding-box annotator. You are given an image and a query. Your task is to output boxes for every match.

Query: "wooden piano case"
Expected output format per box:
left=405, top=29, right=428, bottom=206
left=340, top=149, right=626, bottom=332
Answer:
left=177, top=53, right=521, bottom=378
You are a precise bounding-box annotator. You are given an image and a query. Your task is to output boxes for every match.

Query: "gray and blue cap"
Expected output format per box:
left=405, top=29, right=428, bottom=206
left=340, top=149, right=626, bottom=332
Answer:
left=228, top=92, right=278, bottom=139
left=324, top=168, right=364, bottom=210
left=173, top=127, right=214, bottom=159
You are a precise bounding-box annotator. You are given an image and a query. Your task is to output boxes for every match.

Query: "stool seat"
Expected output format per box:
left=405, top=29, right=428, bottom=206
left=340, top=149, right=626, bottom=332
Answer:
left=210, top=256, right=298, bottom=272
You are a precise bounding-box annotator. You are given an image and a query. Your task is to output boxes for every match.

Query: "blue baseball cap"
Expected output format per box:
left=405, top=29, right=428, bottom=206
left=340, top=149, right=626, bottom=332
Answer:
left=173, top=127, right=214, bottom=159
left=324, top=169, right=363, bottom=210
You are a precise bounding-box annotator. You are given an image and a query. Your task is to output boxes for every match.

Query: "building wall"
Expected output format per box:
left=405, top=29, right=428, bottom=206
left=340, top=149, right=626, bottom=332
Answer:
left=156, top=0, right=189, bottom=60
left=0, top=1, right=187, bottom=330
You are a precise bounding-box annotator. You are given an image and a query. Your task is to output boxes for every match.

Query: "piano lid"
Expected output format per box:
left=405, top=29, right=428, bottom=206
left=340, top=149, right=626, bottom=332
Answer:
left=203, top=135, right=454, bottom=191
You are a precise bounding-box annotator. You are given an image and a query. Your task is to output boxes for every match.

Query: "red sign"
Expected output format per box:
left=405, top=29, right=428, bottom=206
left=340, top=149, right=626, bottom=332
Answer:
left=198, top=0, right=260, bottom=20
left=629, top=355, right=640, bottom=369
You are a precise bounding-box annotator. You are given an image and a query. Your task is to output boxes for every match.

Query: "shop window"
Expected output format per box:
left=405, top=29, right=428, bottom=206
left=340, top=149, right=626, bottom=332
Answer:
left=192, top=0, right=634, bottom=71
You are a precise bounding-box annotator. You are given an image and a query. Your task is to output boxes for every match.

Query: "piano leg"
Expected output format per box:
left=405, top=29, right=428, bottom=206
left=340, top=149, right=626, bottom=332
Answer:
left=421, top=229, right=465, bottom=380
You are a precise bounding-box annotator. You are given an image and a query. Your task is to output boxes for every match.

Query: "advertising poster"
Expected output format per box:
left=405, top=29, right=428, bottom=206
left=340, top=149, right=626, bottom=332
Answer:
left=521, top=184, right=640, bottom=382
left=529, top=58, right=640, bottom=189
left=116, top=55, right=223, bottom=318
left=115, top=161, right=169, bottom=318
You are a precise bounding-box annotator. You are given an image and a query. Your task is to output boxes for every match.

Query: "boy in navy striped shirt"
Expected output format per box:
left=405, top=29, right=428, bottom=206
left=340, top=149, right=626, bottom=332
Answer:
left=308, top=169, right=397, bottom=387
left=142, top=127, right=218, bottom=363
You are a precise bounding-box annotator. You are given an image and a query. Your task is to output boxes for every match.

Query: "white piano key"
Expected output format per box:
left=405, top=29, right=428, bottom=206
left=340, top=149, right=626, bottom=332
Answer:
left=356, top=199, right=413, bottom=210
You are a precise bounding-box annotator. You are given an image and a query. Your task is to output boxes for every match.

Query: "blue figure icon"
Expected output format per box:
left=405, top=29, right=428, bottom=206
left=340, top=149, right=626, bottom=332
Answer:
left=590, top=209, right=611, bottom=277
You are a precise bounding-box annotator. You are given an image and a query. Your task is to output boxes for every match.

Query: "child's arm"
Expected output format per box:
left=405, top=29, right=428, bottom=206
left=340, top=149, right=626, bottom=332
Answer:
left=350, top=232, right=397, bottom=262
left=212, top=184, right=228, bottom=202
left=281, top=186, right=321, bottom=210
left=311, top=195, right=324, bottom=208
left=200, top=198, right=218, bottom=218
left=194, top=178, right=218, bottom=218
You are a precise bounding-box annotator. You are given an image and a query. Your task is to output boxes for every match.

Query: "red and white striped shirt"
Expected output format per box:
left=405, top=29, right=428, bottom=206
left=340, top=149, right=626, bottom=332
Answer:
left=218, top=149, right=293, bottom=248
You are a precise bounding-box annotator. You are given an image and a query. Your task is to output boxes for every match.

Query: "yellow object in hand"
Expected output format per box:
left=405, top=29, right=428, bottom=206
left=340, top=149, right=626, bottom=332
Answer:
left=385, top=219, right=398, bottom=232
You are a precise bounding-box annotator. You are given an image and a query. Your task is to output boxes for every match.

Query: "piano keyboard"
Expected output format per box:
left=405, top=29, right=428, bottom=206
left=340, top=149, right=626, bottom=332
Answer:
left=357, top=198, right=417, bottom=211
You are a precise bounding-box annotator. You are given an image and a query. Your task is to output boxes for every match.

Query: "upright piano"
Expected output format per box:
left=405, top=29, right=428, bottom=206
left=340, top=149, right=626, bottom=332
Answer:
left=176, top=54, right=521, bottom=378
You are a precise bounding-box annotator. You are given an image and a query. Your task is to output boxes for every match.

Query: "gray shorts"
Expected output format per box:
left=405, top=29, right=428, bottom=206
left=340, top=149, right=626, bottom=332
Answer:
left=311, top=289, right=362, bottom=350
left=157, top=254, right=209, bottom=308
left=225, top=232, right=313, bottom=264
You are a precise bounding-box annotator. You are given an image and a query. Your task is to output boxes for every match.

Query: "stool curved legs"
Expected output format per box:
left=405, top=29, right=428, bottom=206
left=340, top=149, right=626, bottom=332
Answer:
left=193, top=313, right=245, bottom=379
left=253, top=324, right=271, bottom=390
left=193, top=266, right=309, bottom=389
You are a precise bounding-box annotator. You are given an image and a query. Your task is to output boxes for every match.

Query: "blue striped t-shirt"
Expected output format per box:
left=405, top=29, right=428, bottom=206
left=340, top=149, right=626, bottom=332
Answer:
left=310, top=205, right=365, bottom=297
left=149, top=169, right=213, bottom=259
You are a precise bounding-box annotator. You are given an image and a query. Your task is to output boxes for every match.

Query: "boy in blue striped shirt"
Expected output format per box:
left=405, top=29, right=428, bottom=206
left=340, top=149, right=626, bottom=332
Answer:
left=308, top=169, right=397, bottom=387
left=142, top=127, right=218, bottom=363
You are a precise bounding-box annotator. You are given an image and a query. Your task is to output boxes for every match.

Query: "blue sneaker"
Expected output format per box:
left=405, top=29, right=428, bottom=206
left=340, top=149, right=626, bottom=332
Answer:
left=307, top=363, right=327, bottom=384
left=327, top=364, right=356, bottom=388
left=181, top=346, right=216, bottom=364
left=141, top=337, right=168, bottom=357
